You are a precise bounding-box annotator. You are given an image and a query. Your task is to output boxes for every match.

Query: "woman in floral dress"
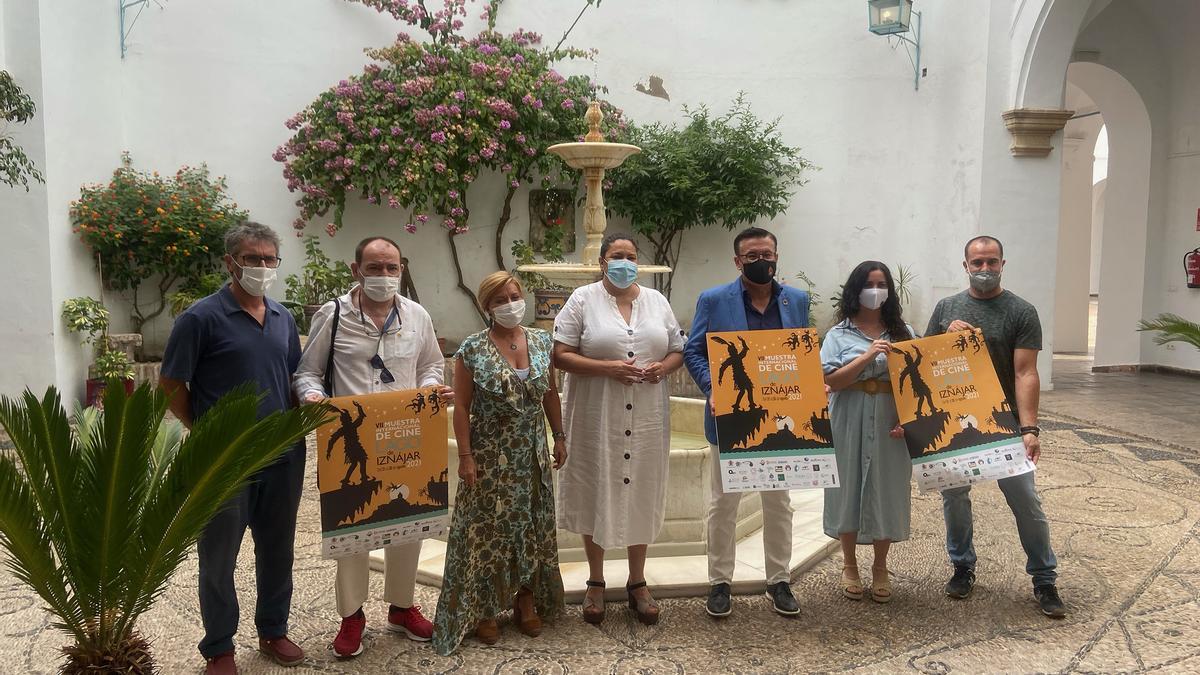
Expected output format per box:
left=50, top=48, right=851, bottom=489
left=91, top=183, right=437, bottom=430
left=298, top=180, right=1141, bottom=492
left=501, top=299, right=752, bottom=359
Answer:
left=432, top=271, right=567, bottom=654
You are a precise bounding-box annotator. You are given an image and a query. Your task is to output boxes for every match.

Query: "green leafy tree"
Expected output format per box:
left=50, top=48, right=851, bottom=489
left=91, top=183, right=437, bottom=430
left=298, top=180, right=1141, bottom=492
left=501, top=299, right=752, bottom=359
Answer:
left=0, top=383, right=330, bottom=674
left=70, top=154, right=247, bottom=334
left=0, top=70, right=45, bottom=190
left=278, top=0, right=626, bottom=319
left=607, top=93, right=814, bottom=298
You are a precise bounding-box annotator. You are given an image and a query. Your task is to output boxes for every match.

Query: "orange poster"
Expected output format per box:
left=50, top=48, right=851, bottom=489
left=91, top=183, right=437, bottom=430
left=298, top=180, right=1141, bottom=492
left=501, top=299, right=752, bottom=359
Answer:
left=706, top=328, right=838, bottom=493
left=315, top=387, right=449, bottom=558
left=887, top=329, right=1034, bottom=492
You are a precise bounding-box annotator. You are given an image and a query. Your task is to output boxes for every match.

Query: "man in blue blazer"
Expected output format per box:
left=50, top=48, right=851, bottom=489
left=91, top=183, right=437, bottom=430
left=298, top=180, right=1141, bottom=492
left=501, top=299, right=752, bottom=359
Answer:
left=684, top=226, right=810, bottom=619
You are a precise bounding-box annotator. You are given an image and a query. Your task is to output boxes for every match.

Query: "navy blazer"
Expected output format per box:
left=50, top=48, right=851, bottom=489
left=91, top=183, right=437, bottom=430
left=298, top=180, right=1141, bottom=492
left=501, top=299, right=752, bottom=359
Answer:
left=683, top=279, right=811, bottom=444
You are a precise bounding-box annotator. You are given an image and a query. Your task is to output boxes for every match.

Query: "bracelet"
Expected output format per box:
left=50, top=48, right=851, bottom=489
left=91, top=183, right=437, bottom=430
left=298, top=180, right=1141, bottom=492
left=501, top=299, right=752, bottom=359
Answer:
left=552, top=431, right=566, bottom=441
left=458, top=451, right=474, bottom=457
left=1019, top=426, right=1040, bottom=437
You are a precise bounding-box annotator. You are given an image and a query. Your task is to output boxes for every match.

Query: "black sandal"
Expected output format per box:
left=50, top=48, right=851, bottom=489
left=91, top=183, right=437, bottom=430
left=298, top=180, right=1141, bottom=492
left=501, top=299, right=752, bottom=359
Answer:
left=583, top=580, right=606, bottom=625
left=626, top=581, right=660, bottom=625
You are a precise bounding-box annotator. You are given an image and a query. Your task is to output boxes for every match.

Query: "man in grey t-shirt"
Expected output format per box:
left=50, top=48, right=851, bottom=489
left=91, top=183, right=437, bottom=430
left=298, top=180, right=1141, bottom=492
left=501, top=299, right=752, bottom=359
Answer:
left=924, top=236, right=1066, bottom=619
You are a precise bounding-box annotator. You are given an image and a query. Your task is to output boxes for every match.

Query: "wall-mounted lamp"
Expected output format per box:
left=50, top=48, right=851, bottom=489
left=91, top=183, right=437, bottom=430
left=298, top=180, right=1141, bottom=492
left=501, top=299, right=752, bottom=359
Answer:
left=867, top=0, right=923, bottom=90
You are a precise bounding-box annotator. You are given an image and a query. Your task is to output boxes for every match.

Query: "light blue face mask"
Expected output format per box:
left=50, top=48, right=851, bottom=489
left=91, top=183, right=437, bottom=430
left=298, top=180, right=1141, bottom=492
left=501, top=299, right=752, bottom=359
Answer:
left=605, top=259, right=639, bottom=289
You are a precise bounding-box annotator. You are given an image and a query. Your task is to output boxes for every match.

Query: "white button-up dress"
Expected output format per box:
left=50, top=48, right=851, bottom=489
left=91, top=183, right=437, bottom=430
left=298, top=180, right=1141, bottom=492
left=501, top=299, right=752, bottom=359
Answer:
left=553, top=281, right=686, bottom=549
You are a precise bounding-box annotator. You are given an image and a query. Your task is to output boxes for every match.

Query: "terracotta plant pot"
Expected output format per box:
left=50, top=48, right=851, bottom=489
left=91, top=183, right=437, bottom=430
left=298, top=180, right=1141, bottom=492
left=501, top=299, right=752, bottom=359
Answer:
left=85, top=378, right=135, bottom=408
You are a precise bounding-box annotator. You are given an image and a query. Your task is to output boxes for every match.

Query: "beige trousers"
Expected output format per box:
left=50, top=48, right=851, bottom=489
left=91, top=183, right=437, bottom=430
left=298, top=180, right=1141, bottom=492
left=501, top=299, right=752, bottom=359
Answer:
left=706, top=444, right=794, bottom=585
left=334, top=541, right=422, bottom=618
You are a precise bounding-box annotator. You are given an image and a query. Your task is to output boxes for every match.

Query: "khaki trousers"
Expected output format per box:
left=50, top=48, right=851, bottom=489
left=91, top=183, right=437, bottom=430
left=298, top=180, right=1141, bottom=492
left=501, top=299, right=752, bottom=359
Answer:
left=706, top=444, right=794, bottom=585
left=334, top=541, right=422, bottom=618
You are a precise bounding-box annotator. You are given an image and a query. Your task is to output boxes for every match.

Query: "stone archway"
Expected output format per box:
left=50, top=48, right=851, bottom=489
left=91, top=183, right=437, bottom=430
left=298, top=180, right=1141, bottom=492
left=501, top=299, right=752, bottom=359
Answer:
left=1065, top=62, right=1152, bottom=368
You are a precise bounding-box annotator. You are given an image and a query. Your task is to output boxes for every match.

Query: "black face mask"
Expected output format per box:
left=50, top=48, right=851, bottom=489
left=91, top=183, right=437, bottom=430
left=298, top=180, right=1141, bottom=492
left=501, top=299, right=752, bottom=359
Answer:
left=741, top=258, right=776, bottom=285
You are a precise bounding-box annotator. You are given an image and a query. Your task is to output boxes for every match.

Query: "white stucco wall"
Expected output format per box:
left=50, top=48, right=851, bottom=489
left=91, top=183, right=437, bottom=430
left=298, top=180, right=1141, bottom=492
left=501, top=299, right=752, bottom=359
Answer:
left=4, top=0, right=1196, bottom=398
left=0, top=0, right=58, bottom=397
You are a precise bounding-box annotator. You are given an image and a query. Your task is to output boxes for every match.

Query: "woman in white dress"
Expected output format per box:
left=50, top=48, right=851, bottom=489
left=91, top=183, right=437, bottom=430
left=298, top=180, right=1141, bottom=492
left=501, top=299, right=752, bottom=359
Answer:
left=553, top=233, right=685, bottom=626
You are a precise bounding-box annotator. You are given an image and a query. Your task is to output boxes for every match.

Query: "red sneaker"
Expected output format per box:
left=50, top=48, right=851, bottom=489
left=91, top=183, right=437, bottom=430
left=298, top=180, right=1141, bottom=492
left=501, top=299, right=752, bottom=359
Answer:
left=387, top=605, right=433, bottom=641
left=332, top=609, right=366, bottom=659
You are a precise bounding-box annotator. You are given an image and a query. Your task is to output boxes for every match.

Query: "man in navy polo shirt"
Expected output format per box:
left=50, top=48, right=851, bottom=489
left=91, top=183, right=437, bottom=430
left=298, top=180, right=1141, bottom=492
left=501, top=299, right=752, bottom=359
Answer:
left=160, top=221, right=306, bottom=675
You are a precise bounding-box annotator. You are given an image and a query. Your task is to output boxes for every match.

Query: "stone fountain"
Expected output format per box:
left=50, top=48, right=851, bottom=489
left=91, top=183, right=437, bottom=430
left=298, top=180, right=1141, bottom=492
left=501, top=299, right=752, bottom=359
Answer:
left=517, top=100, right=669, bottom=310
left=402, top=102, right=834, bottom=601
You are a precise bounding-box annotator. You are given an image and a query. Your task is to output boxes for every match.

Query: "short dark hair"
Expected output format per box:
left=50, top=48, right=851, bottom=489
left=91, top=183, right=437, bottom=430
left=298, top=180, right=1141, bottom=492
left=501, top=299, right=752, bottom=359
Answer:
left=355, top=236, right=402, bottom=263
left=599, top=232, right=637, bottom=259
left=964, top=235, right=1003, bottom=260
left=733, top=226, right=778, bottom=255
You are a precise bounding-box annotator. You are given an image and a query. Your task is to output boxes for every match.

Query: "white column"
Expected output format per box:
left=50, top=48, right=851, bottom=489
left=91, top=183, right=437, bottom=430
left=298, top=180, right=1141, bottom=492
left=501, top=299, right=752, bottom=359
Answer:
left=1053, top=134, right=1096, bottom=353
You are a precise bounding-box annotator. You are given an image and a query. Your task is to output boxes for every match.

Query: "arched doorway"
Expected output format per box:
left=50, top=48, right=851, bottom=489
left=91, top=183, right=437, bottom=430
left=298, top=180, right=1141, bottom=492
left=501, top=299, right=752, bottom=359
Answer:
left=1053, top=64, right=1151, bottom=369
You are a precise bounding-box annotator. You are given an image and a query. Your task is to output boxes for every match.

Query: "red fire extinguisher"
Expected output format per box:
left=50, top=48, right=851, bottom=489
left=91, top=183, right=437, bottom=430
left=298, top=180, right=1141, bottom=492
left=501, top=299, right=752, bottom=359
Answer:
left=1187, top=247, right=1200, bottom=289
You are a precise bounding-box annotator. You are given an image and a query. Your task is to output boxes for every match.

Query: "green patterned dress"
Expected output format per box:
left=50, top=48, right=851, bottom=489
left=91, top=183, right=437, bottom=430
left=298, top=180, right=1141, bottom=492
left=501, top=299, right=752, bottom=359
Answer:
left=432, top=328, right=564, bottom=655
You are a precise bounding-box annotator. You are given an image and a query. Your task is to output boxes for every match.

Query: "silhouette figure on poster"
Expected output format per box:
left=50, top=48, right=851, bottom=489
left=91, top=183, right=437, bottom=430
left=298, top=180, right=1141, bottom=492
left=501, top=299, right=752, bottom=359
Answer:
left=428, top=390, right=441, bottom=415
left=407, top=391, right=426, bottom=414
left=967, top=331, right=983, bottom=354
left=713, top=335, right=759, bottom=412
left=892, top=345, right=940, bottom=416
left=327, top=401, right=371, bottom=486
left=953, top=333, right=969, bottom=353
left=783, top=332, right=801, bottom=351
left=801, top=331, right=816, bottom=354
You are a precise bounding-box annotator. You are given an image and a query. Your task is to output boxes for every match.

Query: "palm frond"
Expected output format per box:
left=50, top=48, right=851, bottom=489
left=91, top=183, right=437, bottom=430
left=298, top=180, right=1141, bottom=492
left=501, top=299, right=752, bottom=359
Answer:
left=115, top=388, right=331, bottom=636
left=74, top=383, right=166, bottom=640
left=0, top=389, right=90, bottom=631
left=0, top=447, right=86, bottom=644
left=1137, top=314, right=1200, bottom=351
left=149, top=417, right=184, bottom=489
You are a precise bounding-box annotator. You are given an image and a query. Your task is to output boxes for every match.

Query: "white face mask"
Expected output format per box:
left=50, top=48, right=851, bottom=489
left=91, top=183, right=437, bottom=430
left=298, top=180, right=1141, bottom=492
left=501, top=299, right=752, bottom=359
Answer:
left=491, top=299, right=526, bottom=329
left=233, top=262, right=276, bottom=297
left=859, top=287, right=888, bottom=310
left=361, top=275, right=400, bottom=302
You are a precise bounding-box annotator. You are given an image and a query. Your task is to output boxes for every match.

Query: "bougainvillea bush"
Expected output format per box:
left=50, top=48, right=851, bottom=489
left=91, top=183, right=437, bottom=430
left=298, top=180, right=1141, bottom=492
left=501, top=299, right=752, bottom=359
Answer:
left=70, top=155, right=246, bottom=333
left=275, top=0, right=625, bottom=310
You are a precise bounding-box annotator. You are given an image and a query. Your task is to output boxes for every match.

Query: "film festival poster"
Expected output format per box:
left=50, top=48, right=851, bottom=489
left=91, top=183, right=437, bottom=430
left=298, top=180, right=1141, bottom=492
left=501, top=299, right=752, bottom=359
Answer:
left=886, top=329, right=1035, bottom=493
left=706, top=328, right=839, bottom=493
left=315, top=387, right=450, bottom=558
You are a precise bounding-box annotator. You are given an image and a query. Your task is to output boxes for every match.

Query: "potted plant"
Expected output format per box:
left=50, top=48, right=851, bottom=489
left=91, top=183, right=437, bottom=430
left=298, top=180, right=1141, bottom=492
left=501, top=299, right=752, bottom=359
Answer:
left=0, top=382, right=330, bottom=673
left=62, top=296, right=136, bottom=406
left=284, top=234, right=353, bottom=334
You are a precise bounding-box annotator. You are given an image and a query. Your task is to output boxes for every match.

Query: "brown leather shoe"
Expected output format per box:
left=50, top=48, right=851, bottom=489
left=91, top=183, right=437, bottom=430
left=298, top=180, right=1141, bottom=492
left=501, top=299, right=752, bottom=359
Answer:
left=475, top=618, right=499, bottom=645
left=204, top=651, right=237, bottom=675
left=258, top=636, right=305, bottom=667
left=513, top=590, right=543, bottom=637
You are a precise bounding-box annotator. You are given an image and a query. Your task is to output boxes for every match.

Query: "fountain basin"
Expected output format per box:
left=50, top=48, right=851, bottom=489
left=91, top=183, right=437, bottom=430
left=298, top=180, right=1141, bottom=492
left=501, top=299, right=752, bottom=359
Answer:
left=547, top=141, right=641, bottom=169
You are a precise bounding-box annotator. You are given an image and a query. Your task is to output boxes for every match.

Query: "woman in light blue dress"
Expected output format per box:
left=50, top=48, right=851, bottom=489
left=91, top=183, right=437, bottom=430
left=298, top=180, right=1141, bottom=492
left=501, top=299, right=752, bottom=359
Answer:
left=821, top=261, right=914, bottom=603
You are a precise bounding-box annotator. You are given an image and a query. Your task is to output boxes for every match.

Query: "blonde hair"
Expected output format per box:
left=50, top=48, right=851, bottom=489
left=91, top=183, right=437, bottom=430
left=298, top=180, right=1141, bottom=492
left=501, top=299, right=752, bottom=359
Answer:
left=477, top=271, right=524, bottom=311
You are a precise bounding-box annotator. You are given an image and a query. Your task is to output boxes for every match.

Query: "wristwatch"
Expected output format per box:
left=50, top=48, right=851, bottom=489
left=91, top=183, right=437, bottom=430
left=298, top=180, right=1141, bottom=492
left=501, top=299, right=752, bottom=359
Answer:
left=1019, top=425, right=1041, bottom=437
left=552, top=431, right=567, bottom=441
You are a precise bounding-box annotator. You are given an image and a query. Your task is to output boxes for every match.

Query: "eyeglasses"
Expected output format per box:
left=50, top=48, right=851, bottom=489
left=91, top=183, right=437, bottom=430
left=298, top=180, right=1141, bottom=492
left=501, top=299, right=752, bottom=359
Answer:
left=369, top=354, right=395, bottom=384
left=367, top=301, right=401, bottom=385
left=237, top=255, right=282, bottom=268
left=738, top=252, right=777, bottom=263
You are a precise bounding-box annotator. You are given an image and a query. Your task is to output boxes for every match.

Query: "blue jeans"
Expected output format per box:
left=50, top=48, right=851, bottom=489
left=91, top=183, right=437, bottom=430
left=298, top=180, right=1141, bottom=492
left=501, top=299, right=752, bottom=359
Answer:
left=941, top=470, right=1057, bottom=587
left=197, top=446, right=306, bottom=658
